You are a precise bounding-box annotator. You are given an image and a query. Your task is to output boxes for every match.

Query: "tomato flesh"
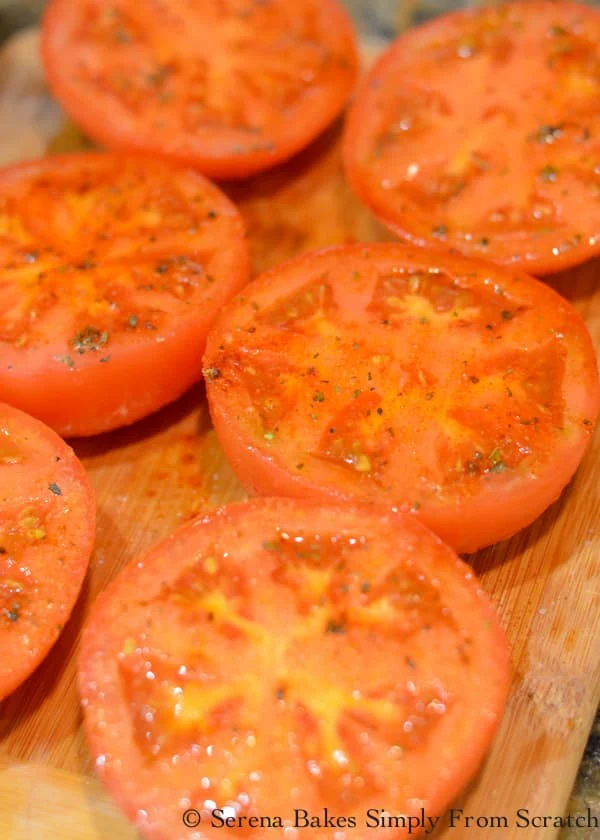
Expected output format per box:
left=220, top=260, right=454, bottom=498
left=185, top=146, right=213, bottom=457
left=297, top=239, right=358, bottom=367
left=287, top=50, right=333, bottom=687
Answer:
left=80, top=498, right=509, bottom=840
left=42, top=0, right=359, bottom=180
left=344, top=1, right=600, bottom=273
left=0, top=153, right=249, bottom=436
left=0, top=401, right=95, bottom=700
left=204, top=244, right=599, bottom=552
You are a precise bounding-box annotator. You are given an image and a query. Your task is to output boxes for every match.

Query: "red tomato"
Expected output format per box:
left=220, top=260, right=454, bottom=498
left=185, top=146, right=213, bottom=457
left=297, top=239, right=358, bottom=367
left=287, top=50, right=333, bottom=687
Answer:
left=79, top=497, right=510, bottom=840
left=203, top=244, right=599, bottom=553
left=0, top=401, right=95, bottom=700
left=343, top=1, right=600, bottom=274
left=0, top=153, right=249, bottom=437
left=41, top=0, right=359, bottom=181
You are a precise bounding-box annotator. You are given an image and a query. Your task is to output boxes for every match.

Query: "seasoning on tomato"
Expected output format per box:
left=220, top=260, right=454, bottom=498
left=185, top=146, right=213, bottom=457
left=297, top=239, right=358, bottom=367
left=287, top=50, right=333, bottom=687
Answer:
left=79, top=497, right=510, bottom=839
left=41, top=0, right=359, bottom=181
left=343, top=1, right=600, bottom=274
left=203, top=244, right=599, bottom=553
left=0, top=152, right=249, bottom=437
left=0, top=401, right=95, bottom=701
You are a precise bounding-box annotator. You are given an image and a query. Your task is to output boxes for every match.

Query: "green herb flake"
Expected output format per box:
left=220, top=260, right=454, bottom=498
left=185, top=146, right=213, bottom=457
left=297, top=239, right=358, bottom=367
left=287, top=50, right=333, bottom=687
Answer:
left=326, top=620, right=346, bottom=635
left=548, top=24, right=567, bottom=37
left=533, top=124, right=563, bottom=144
left=488, top=447, right=503, bottom=465
left=128, top=314, right=139, bottom=328
left=48, top=482, right=62, bottom=496
left=540, top=165, right=558, bottom=183
left=262, top=540, right=282, bottom=553
left=501, top=310, right=514, bottom=320
left=313, top=390, right=325, bottom=403
left=7, top=604, right=20, bottom=622
left=264, top=431, right=275, bottom=441
left=432, top=224, right=448, bottom=238
left=202, top=367, right=221, bottom=382
left=52, top=354, right=75, bottom=370
left=72, top=326, right=109, bottom=354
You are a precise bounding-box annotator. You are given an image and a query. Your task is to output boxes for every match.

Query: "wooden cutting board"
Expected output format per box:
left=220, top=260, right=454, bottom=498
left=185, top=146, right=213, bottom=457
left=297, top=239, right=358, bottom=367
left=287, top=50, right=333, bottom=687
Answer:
left=0, top=25, right=599, bottom=840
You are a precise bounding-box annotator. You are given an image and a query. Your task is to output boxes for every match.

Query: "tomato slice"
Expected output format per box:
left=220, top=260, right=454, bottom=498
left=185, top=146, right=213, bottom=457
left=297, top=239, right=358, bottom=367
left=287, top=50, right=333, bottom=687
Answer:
left=79, top=497, right=509, bottom=840
left=41, top=0, right=359, bottom=181
left=0, top=401, right=95, bottom=700
left=343, top=1, right=600, bottom=274
left=0, top=152, right=249, bottom=437
left=203, top=244, right=599, bottom=553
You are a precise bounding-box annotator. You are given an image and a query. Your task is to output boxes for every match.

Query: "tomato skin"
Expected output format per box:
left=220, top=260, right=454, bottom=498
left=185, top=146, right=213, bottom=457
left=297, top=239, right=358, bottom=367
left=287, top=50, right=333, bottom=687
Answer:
left=41, top=0, right=359, bottom=180
left=0, top=152, right=249, bottom=437
left=0, top=401, right=95, bottom=700
left=1, top=302, right=217, bottom=438
left=79, top=497, right=510, bottom=840
left=343, top=1, right=600, bottom=274
left=204, top=244, right=599, bottom=553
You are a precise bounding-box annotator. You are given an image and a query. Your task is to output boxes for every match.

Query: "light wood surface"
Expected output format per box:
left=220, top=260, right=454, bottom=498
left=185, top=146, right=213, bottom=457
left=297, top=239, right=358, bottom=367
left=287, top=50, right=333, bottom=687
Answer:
left=0, top=24, right=598, bottom=840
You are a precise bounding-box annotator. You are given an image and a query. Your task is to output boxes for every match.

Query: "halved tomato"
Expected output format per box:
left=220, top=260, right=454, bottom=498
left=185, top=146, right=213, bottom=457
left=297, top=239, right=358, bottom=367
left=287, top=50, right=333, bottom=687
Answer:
left=79, top=497, right=510, bottom=840
left=0, top=401, right=95, bottom=701
left=41, top=0, right=359, bottom=181
left=0, top=152, right=249, bottom=437
left=203, top=244, right=599, bottom=553
left=343, top=1, right=600, bottom=274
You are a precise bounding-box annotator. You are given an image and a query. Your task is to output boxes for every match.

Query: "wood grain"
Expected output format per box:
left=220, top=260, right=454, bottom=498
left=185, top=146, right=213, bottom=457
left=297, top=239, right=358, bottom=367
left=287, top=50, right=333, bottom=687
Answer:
left=0, top=24, right=598, bottom=840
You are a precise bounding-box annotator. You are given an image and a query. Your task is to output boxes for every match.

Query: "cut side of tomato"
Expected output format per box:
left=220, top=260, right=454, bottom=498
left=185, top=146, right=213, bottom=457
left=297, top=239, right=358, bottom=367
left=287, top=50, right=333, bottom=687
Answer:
left=343, top=1, right=600, bottom=274
left=79, top=497, right=510, bottom=840
left=204, top=244, right=599, bottom=553
left=41, top=0, right=359, bottom=180
left=0, top=152, right=249, bottom=437
left=0, top=401, right=95, bottom=700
